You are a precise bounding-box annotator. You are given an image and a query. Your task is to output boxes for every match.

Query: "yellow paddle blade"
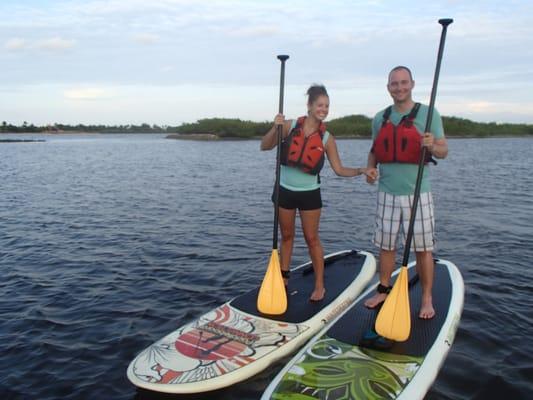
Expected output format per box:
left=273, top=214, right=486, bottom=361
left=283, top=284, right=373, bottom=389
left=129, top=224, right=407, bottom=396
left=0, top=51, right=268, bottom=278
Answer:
left=375, top=266, right=411, bottom=341
left=257, top=249, right=287, bottom=315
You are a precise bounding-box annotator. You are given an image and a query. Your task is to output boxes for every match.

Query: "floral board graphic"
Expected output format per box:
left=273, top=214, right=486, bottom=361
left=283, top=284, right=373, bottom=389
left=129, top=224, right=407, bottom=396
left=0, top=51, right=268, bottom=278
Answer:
left=130, top=304, right=306, bottom=385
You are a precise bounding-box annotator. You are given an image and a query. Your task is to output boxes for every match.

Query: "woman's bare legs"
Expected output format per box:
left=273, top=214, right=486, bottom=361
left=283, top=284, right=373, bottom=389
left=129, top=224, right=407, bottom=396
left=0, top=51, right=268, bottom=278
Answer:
left=300, top=208, right=325, bottom=301
left=278, top=207, right=296, bottom=285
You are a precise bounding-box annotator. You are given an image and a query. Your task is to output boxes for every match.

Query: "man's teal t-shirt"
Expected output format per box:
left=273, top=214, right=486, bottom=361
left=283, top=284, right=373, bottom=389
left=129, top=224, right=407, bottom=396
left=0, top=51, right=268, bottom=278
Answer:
left=371, top=103, right=444, bottom=195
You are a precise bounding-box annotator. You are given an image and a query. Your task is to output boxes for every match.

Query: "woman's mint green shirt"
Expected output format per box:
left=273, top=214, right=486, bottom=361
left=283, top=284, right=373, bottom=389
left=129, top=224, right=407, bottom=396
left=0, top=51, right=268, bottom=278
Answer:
left=280, top=119, right=330, bottom=191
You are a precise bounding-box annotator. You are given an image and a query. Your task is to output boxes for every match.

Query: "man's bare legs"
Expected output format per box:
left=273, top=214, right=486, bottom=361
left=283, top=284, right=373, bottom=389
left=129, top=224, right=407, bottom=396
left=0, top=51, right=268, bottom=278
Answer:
left=364, top=249, right=396, bottom=308
left=364, top=249, right=435, bottom=319
left=416, top=251, right=435, bottom=319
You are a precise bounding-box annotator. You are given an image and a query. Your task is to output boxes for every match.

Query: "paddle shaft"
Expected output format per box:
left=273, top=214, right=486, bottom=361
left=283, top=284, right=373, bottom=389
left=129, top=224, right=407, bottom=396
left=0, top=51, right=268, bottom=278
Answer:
left=401, top=19, right=453, bottom=266
left=272, top=55, right=289, bottom=250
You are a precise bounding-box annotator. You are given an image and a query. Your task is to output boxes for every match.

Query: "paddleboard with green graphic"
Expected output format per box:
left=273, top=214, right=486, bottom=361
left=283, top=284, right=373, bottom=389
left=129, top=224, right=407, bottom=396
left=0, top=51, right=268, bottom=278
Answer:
left=262, top=259, right=464, bottom=400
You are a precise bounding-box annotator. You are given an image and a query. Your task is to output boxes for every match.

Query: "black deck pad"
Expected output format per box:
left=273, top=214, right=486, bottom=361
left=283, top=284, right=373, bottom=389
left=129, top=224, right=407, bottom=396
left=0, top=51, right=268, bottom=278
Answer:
left=230, top=250, right=367, bottom=324
left=326, top=260, right=452, bottom=357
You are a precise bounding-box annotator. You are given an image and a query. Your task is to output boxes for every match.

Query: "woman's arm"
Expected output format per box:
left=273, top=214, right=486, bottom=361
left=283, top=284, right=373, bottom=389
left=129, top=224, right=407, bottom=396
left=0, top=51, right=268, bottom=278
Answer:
left=325, top=135, right=377, bottom=178
left=260, top=114, right=291, bottom=151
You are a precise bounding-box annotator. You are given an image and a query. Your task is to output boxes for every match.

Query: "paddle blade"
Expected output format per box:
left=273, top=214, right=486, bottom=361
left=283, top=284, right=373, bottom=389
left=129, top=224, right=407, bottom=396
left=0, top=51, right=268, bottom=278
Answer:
left=375, top=266, right=411, bottom=341
left=257, top=250, right=287, bottom=315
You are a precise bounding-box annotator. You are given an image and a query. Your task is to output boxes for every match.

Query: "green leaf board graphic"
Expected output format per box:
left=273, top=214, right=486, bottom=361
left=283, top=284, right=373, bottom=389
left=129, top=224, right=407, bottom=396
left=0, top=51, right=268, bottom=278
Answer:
left=271, top=336, right=422, bottom=400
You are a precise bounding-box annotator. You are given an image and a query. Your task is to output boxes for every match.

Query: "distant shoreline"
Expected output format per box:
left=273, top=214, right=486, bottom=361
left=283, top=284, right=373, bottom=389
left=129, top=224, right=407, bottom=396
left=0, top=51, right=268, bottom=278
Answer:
left=1, top=131, right=100, bottom=135
left=166, top=133, right=220, bottom=141
left=166, top=133, right=532, bottom=140
left=0, top=138, right=46, bottom=143
left=2, top=131, right=532, bottom=140
left=2, top=114, right=532, bottom=138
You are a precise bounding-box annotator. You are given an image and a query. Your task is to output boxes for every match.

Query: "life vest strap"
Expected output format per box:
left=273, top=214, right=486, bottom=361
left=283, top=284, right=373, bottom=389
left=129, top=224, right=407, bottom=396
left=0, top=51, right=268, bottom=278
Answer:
left=381, top=103, right=421, bottom=127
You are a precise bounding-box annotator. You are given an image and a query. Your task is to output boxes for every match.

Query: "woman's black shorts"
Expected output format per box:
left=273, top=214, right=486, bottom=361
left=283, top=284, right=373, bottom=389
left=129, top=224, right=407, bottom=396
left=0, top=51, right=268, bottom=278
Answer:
left=272, top=186, right=322, bottom=210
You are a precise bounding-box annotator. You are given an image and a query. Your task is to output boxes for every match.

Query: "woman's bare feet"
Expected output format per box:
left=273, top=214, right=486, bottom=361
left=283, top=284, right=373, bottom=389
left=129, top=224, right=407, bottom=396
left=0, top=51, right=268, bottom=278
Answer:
left=419, top=295, right=435, bottom=319
left=309, top=287, right=325, bottom=302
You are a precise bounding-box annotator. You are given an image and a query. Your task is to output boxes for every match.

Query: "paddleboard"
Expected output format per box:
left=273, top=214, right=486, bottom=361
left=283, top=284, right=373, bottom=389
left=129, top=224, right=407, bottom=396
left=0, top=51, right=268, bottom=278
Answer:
left=262, top=258, right=464, bottom=400
left=127, top=249, right=376, bottom=393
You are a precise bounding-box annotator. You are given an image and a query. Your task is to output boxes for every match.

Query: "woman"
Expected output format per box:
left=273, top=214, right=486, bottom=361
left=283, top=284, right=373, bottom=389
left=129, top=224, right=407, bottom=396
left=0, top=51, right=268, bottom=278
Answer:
left=261, top=84, right=377, bottom=301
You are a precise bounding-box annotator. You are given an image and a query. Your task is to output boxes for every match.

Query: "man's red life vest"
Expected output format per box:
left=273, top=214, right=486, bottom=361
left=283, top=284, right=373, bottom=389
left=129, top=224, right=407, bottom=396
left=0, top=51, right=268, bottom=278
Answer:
left=372, top=103, right=434, bottom=164
left=280, top=116, right=326, bottom=175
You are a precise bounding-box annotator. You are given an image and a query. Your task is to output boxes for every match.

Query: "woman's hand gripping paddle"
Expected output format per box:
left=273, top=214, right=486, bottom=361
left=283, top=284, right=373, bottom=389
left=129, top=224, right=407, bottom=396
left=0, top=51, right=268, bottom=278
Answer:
left=257, top=55, right=289, bottom=315
left=375, top=19, right=453, bottom=341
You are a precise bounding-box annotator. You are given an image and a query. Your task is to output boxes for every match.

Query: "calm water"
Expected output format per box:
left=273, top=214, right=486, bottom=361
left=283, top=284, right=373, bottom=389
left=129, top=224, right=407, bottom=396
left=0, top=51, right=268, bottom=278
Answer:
left=1, top=134, right=532, bottom=400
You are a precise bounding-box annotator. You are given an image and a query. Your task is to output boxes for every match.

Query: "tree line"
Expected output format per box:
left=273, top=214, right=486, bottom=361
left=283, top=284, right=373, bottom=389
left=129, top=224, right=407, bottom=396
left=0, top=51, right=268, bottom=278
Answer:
left=2, top=116, right=532, bottom=137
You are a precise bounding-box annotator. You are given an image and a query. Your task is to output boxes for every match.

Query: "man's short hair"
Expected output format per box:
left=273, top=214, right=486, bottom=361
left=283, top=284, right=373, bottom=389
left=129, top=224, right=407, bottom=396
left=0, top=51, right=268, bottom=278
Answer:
left=388, top=65, right=413, bottom=82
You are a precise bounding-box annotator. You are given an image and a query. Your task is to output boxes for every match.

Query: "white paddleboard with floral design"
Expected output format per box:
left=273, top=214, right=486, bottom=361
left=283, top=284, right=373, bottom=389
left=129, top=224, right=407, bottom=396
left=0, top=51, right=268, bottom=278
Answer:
left=127, top=250, right=376, bottom=393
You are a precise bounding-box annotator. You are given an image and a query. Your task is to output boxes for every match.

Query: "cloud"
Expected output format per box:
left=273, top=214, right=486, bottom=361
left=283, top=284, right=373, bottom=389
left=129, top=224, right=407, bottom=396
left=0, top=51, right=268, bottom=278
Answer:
left=5, top=38, right=27, bottom=51
left=465, top=101, right=533, bottom=117
left=225, top=26, right=280, bottom=38
left=4, top=36, right=75, bottom=53
left=64, top=88, right=111, bottom=100
left=438, top=99, right=533, bottom=124
left=36, top=37, right=76, bottom=51
left=466, top=101, right=496, bottom=113
left=132, top=33, right=160, bottom=45
left=159, top=65, right=175, bottom=73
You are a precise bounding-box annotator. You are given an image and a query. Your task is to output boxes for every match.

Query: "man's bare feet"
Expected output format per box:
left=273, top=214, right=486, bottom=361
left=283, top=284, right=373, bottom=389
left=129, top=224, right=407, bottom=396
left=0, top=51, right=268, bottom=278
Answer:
left=364, top=292, right=388, bottom=308
left=419, top=296, right=435, bottom=319
left=309, top=287, right=325, bottom=302
left=281, top=269, right=290, bottom=286
left=364, top=284, right=391, bottom=308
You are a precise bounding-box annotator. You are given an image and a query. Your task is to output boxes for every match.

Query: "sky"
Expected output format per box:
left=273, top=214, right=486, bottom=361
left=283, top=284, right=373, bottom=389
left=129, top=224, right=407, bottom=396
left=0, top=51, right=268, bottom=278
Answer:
left=1, top=0, right=532, bottom=126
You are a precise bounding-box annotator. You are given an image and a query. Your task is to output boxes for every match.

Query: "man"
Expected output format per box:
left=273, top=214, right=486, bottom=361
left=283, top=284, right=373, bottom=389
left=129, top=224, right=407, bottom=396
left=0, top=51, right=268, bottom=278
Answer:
left=365, top=65, right=448, bottom=319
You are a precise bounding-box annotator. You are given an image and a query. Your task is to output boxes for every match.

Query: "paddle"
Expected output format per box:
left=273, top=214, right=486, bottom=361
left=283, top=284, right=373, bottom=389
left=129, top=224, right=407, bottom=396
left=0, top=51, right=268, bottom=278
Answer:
left=375, top=19, right=453, bottom=341
left=257, top=55, right=290, bottom=315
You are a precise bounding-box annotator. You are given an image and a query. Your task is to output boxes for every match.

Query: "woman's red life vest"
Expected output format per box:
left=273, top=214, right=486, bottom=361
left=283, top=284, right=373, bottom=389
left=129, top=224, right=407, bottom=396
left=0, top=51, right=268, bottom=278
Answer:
left=372, top=103, right=433, bottom=164
left=280, top=116, right=326, bottom=175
